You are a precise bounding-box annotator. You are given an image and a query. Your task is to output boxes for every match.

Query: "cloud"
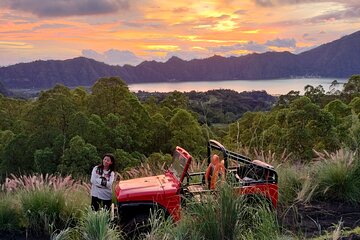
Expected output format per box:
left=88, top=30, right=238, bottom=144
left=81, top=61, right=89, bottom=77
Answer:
left=254, top=0, right=273, bottom=7
left=32, top=23, right=73, bottom=30
left=294, top=45, right=317, bottom=54
left=207, top=37, right=300, bottom=56
left=307, top=4, right=360, bottom=23
left=121, top=19, right=166, bottom=29
left=165, top=50, right=212, bottom=61
left=253, top=0, right=325, bottom=6
left=265, top=38, right=296, bottom=48
left=209, top=41, right=269, bottom=53
left=172, top=7, right=190, bottom=13
left=82, top=49, right=143, bottom=66
left=233, top=9, right=247, bottom=15
left=0, top=0, right=130, bottom=17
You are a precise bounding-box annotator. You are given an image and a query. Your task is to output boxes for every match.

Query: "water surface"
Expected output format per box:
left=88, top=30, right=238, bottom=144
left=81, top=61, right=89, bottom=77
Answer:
left=129, top=78, right=346, bottom=95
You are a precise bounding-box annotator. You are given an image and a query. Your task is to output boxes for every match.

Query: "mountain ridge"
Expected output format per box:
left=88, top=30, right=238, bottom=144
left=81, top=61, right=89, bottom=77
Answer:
left=1, top=30, right=360, bottom=89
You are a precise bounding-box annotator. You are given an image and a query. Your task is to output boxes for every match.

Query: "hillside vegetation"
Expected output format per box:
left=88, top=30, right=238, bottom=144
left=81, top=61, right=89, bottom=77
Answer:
left=0, top=75, right=360, bottom=239
left=0, top=75, right=360, bottom=178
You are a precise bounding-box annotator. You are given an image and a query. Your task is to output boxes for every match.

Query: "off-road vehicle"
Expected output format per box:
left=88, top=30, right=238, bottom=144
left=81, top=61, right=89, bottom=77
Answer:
left=114, top=140, right=278, bottom=232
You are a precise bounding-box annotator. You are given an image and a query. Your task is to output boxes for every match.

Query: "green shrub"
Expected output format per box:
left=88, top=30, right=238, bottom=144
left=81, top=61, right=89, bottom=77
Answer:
left=277, top=164, right=305, bottom=205
left=313, top=149, right=360, bottom=203
left=63, top=186, right=90, bottom=221
left=180, top=184, right=279, bottom=240
left=20, top=187, right=67, bottom=235
left=0, top=194, right=22, bottom=231
left=77, top=208, right=122, bottom=240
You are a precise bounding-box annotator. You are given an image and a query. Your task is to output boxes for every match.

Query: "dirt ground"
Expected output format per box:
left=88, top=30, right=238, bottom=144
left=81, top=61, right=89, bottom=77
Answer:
left=0, top=232, right=48, bottom=240
left=280, top=201, right=360, bottom=238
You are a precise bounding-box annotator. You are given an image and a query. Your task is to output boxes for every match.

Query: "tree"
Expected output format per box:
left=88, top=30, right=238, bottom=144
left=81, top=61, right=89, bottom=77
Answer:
left=161, top=91, right=189, bottom=110
left=148, top=113, right=171, bottom=153
left=169, top=109, right=205, bottom=155
left=277, top=90, right=300, bottom=107
left=25, top=85, right=77, bottom=153
left=58, top=136, right=99, bottom=176
left=0, top=134, right=33, bottom=174
left=88, top=77, right=132, bottom=116
left=343, top=75, right=360, bottom=95
left=34, top=148, right=57, bottom=173
left=324, top=99, right=351, bottom=123
left=349, top=97, right=360, bottom=114
left=304, top=85, right=325, bottom=104
left=113, top=148, right=142, bottom=170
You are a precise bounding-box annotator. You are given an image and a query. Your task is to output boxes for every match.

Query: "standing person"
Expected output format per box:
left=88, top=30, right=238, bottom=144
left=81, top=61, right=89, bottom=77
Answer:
left=90, top=154, right=115, bottom=211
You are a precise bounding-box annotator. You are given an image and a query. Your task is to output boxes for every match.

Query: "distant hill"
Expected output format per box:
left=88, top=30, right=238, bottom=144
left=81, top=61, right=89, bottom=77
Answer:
left=1, top=30, right=360, bottom=89
left=0, top=80, right=11, bottom=96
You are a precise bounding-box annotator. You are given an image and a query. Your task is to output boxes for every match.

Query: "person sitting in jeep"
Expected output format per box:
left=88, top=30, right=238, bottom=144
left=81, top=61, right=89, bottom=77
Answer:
left=205, top=154, right=225, bottom=189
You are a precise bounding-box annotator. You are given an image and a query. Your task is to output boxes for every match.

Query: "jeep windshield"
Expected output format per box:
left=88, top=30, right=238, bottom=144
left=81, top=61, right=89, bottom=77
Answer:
left=170, top=146, right=192, bottom=183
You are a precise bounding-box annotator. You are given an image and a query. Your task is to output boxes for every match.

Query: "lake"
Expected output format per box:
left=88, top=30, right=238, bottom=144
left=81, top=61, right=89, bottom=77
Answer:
left=128, top=78, right=346, bottom=95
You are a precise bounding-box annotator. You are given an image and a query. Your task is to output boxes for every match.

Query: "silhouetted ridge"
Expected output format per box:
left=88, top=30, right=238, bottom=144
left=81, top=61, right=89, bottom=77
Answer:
left=1, top=30, right=360, bottom=89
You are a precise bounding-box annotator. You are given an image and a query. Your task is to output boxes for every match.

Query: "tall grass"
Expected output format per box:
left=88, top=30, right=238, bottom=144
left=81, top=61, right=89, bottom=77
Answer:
left=144, top=183, right=280, bottom=240
left=120, top=162, right=166, bottom=179
left=51, top=208, right=123, bottom=240
left=277, top=164, right=304, bottom=205
left=2, top=173, right=81, bottom=192
left=0, top=193, right=22, bottom=232
left=312, top=149, right=360, bottom=202
left=20, top=187, right=67, bottom=235
left=0, top=173, right=90, bottom=236
left=77, top=208, right=123, bottom=240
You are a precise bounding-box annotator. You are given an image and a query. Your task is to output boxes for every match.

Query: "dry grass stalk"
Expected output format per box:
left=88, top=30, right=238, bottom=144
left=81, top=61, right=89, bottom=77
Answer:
left=253, top=148, right=292, bottom=165
left=120, top=162, right=166, bottom=179
left=1, top=173, right=85, bottom=193
left=313, top=148, right=355, bottom=166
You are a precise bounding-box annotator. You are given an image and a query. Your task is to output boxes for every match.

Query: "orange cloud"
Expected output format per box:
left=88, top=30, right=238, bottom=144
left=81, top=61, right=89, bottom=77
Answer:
left=0, top=0, right=358, bottom=66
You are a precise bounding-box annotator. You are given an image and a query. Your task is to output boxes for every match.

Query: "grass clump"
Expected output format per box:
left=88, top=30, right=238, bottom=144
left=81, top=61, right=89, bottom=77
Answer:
left=144, top=183, right=280, bottom=240
left=20, top=187, right=67, bottom=235
left=277, top=164, right=304, bottom=205
left=312, top=149, right=360, bottom=203
left=77, top=208, right=122, bottom=240
left=0, top=194, right=22, bottom=232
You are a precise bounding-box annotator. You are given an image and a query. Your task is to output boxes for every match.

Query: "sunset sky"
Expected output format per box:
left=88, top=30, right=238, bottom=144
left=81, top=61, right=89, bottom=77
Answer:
left=0, top=0, right=360, bottom=66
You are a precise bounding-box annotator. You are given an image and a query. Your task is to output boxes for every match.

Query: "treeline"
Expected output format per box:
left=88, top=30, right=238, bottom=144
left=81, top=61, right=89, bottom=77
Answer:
left=137, top=89, right=276, bottom=124
left=0, top=75, right=359, bottom=179
left=0, top=77, right=206, bottom=179
left=226, top=75, right=360, bottom=160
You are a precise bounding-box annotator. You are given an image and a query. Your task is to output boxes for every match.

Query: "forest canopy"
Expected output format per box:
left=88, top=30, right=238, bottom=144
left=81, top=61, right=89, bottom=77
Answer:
left=0, top=75, right=359, bottom=178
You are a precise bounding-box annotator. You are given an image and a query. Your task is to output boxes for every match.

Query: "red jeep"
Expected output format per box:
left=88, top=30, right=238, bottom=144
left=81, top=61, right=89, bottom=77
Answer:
left=114, top=140, right=278, bottom=231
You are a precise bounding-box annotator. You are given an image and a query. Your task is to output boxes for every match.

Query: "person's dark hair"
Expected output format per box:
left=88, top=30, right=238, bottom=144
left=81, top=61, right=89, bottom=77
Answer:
left=97, top=153, right=115, bottom=173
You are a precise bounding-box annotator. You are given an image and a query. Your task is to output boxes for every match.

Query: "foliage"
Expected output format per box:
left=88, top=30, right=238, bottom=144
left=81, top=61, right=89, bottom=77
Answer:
left=142, top=183, right=279, bottom=240
left=1, top=173, right=82, bottom=192
left=20, top=187, right=67, bottom=235
left=0, top=173, right=89, bottom=238
left=277, top=164, right=304, bottom=205
left=226, top=93, right=359, bottom=160
left=0, top=77, right=205, bottom=175
left=312, top=149, right=360, bottom=203
left=76, top=208, right=123, bottom=240
left=58, top=136, right=99, bottom=176
left=0, top=194, right=22, bottom=231
left=138, top=89, right=276, bottom=124
left=169, top=109, right=206, bottom=156
left=343, top=75, right=360, bottom=96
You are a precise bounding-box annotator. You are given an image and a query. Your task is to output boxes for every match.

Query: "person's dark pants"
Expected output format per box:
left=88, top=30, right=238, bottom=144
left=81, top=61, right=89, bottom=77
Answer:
left=91, top=196, right=112, bottom=211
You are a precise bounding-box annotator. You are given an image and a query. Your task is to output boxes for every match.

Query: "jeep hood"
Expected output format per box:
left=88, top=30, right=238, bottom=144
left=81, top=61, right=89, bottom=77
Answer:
left=115, top=174, right=179, bottom=202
